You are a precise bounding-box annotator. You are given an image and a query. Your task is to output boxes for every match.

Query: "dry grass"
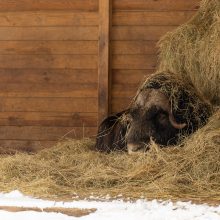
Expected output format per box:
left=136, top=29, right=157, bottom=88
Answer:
left=0, top=110, right=219, bottom=202
left=158, top=0, right=220, bottom=106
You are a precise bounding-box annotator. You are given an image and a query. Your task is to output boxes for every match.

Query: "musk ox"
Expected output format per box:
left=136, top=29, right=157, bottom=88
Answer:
left=95, top=72, right=212, bottom=154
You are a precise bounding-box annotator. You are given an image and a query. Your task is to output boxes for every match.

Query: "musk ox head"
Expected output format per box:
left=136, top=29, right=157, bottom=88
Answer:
left=126, top=89, right=186, bottom=154
left=126, top=72, right=212, bottom=154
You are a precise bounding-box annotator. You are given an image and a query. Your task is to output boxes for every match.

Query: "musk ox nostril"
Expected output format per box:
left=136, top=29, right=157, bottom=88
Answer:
left=127, top=143, right=146, bottom=154
left=127, top=143, right=140, bottom=154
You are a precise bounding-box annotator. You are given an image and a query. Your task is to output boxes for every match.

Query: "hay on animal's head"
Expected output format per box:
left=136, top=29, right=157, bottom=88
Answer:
left=158, top=0, right=220, bottom=105
left=133, top=71, right=213, bottom=131
left=0, top=110, right=219, bottom=202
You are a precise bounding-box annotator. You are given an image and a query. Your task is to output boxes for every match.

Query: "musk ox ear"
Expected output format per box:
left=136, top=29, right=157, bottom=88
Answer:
left=95, top=110, right=129, bottom=153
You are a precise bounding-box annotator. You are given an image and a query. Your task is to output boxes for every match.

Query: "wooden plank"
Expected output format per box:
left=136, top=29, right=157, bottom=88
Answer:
left=0, top=69, right=97, bottom=84
left=113, top=0, right=200, bottom=11
left=0, top=83, right=97, bottom=98
left=0, top=27, right=98, bottom=40
left=112, top=84, right=139, bottom=98
left=0, top=126, right=97, bottom=141
left=0, top=0, right=98, bottom=12
left=0, top=12, right=98, bottom=26
left=0, top=140, right=57, bottom=152
left=0, top=55, right=97, bottom=69
left=98, top=0, right=112, bottom=123
left=112, top=69, right=154, bottom=84
left=112, top=98, right=132, bottom=112
left=112, top=55, right=157, bottom=69
left=112, top=41, right=157, bottom=55
left=0, top=97, right=98, bottom=112
left=0, top=41, right=98, bottom=55
left=113, top=11, right=195, bottom=26
left=0, top=112, right=97, bottom=127
left=112, top=26, right=177, bottom=40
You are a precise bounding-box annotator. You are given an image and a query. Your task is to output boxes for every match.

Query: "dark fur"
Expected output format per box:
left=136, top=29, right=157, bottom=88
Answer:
left=126, top=105, right=179, bottom=150
left=95, top=110, right=129, bottom=152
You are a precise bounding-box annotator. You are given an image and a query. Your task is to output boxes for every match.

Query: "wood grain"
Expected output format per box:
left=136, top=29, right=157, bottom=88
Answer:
left=0, top=12, right=98, bottom=26
left=0, top=83, right=97, bottom=98
left=112, top=84, right=139, bottom=98
left=113, top=11, right=195, bottom=26
left=112, top=55, right=157, bottom=69
left=98, top=0, right=112, bottom=122
left=113, top=0, right=200, bottom=11
left=112, top=26, right=177, bottom=40
left=0, top=27, right=98, bottom=40
left=0, top=112, right=97, bottom=127
left=0, top=126, right=97, bottom=140
left=0, top=0, right=98, bottom=12
left=0, top=55, right=97, bottom=69
left=0, top=69, right=97, bottom=84
left=0, top=97, right=98, bottom=112
left=0, top=41, right=98, bottom=55
left=112, top=41, right=157, bottom=55
left=112, top=69, right=154, bottom=84
left=112, top=98, right=132, bottom=112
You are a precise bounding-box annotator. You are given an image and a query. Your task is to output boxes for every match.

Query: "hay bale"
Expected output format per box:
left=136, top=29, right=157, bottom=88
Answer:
left=0, top=110, right=219, bottom=202
left=158, top=0, right=220, bottom=105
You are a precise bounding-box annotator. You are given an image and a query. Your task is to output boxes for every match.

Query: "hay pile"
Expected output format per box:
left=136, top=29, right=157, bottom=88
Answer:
left=158, top=0, right=220, bottom=105
left=0, top=110, right=219, bottom=202
left=0, top=0, right=219, bottom=203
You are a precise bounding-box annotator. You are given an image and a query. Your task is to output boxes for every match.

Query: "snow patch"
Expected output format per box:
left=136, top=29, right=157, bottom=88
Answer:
left=0, top=191, right=219, bottom=220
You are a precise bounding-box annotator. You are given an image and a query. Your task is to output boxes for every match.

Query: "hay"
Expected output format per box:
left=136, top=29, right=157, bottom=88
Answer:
left=134, top=71, right=213, bottom=133
left=158, top=0, right=220, bottom=105
left=0, top=110, right=219, bottom=202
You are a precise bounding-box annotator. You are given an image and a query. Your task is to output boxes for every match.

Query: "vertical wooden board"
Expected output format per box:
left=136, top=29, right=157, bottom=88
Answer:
left=98, top=0, right=112, bottom=124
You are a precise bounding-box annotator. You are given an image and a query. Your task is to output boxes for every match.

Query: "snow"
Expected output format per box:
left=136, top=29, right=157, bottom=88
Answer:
left=0, top=190, right=219, bottom=220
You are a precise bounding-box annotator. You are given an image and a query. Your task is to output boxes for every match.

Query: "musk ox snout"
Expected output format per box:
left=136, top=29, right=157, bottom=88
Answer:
left=127, top=143, right=150, bottom=154
left=125, top=105, right=179, bottom=153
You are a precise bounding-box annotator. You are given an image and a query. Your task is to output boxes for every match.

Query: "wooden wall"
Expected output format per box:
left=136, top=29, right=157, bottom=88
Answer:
left=111, top=0, right=200, bottom=113
left=0, top=0, right=99, bottom=151
left=0, top=0, right=200, bottom=151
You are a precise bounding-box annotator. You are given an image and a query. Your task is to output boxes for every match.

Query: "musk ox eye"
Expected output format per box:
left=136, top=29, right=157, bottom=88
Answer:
left=157, top=113, right=169, bottom=125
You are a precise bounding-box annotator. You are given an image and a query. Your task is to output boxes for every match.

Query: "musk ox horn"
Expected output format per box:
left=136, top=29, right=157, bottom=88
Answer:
left=167, top=110, right=187, bottom=129
left=135, top=89, right=187, bottom=129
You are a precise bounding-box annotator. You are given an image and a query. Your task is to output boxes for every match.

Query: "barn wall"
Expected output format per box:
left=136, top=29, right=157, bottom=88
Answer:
left=0, top=0, right=99, bottom=151
left=111, top=0, right=200, bottom=113
left=0, top=0, right=200, bottom=151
